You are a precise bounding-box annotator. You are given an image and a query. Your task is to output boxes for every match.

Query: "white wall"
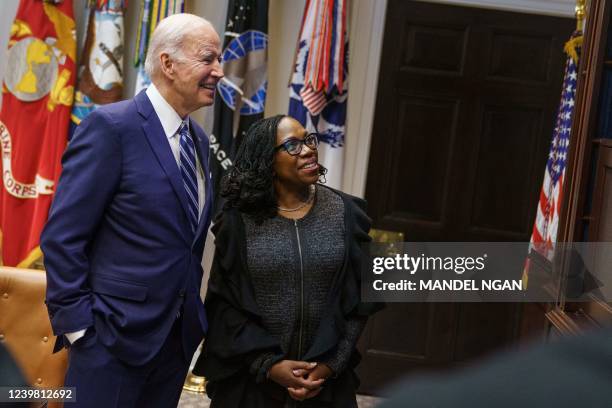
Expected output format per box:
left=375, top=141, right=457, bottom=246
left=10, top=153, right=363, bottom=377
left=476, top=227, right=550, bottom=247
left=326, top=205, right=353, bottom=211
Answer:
left=0, top=0, right=577, bottom=197
left=265, top=0, right=304, bottom=117
left=344, top=0, right=388, bottom=196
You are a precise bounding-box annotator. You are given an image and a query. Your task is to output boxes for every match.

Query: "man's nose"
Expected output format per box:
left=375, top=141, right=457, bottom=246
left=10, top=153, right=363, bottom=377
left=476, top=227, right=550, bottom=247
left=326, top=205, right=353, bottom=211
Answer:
left=213, top=61, right=224, bottom=79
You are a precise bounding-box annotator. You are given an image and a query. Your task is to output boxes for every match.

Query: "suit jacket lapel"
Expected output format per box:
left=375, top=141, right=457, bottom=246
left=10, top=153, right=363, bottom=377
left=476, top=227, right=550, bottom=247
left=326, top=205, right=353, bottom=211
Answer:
left=137, top=93, right=192, bottom=230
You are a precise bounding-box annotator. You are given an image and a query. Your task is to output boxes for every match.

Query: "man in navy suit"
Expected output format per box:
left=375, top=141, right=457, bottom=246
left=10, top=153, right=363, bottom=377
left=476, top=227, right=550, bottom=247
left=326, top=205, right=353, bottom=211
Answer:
left=41, top=13, right=223, bottom=407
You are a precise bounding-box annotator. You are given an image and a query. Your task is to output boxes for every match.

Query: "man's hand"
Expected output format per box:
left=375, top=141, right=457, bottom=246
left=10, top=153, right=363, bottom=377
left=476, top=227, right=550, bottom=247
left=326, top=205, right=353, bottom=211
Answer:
left=287, top=363, right=334, bottom=401
left=268, top=360, right=323, bottom=390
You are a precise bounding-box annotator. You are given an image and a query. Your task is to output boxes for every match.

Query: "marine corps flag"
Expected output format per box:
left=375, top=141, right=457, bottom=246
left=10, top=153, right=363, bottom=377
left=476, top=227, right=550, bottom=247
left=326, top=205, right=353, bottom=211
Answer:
left=210, top=0, right=269, bottom=214
left=0, top=0, right=76, bottom=267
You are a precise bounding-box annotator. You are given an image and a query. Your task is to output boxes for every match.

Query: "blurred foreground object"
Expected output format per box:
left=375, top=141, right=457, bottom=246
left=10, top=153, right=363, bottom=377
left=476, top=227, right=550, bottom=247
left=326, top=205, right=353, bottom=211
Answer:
left=379, top=326, right=612, bottom=408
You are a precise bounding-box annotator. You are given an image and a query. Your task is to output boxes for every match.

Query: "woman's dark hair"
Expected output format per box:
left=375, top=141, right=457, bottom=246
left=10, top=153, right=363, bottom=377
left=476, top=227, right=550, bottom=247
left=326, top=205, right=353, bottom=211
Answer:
left=221, top=114, right=327, bottom=223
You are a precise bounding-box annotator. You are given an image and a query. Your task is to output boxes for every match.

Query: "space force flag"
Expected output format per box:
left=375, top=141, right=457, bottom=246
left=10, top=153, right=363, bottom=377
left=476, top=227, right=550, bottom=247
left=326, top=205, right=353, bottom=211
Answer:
left=209, top=0, right=269, bottom=214
left=0, top=0, right=76, bottom=267
left=289, top=0, right=349, bottom=188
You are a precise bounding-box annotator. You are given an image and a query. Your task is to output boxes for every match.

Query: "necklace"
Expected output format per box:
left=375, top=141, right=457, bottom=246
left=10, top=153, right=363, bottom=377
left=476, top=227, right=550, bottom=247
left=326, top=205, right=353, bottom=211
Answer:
left=277, top=185, right=316, bottom=212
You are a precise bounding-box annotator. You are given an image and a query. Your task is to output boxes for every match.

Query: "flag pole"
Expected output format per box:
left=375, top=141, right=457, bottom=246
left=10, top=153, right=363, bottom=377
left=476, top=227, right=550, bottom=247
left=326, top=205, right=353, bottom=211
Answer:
left=575, top=0, right=585, bottom=31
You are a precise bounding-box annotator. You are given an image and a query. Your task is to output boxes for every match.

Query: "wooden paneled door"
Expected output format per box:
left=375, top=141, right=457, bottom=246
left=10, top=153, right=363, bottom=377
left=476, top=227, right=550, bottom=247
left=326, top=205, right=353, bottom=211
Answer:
left=358, top=0, right=574, bottom=393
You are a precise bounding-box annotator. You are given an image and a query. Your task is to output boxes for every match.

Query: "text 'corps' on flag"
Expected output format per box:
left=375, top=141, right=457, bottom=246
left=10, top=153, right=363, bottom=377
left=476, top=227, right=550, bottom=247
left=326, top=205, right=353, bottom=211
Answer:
left=0, top=0, right=76, bottom=267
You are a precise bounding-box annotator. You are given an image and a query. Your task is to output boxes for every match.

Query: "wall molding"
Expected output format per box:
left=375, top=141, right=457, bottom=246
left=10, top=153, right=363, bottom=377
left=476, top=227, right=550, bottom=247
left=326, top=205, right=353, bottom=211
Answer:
left=343, top=0, right=388, bottom=197
left=414, top=0, right=576, bottom=17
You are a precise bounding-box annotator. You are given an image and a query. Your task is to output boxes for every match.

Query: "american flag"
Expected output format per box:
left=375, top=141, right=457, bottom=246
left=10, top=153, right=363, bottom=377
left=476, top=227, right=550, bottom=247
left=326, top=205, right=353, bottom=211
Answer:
left=524, top=32, right=581, bottom=282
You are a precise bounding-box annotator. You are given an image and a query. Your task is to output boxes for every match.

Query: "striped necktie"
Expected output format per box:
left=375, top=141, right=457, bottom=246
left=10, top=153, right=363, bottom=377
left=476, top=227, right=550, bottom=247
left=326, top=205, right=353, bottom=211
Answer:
left=178, top=121, right=199, bottom=233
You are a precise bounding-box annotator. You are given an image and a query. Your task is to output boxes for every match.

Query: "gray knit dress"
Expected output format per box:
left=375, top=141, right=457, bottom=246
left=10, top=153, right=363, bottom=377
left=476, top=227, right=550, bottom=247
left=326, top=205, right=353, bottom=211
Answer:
left=243, top=185, right=366, bottom=404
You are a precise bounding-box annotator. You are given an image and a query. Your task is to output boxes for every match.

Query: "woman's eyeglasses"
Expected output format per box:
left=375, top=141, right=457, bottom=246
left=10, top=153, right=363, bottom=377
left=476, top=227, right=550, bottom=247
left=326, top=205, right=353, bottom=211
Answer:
left=274, top=133, right=319, bottom=156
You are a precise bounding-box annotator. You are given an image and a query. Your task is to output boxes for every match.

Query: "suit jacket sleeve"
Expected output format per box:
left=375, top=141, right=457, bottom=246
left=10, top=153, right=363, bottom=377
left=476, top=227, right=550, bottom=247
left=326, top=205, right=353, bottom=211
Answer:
left=41, top=109, right=122, bottom=335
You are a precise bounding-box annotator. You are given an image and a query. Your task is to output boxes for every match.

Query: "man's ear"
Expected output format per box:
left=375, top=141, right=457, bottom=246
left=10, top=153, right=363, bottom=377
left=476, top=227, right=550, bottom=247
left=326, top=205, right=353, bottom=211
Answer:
left=159, top=53, right=174, bottom=79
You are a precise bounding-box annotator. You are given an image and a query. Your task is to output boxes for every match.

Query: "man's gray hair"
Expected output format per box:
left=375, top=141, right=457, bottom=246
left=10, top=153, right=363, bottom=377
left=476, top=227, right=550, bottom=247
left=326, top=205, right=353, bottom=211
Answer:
left=144, top=13, right=213, bottom=79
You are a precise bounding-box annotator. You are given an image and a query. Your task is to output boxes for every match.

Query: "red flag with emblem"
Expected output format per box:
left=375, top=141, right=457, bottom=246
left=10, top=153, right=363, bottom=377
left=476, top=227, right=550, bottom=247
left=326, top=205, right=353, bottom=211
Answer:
left=0, top=0, right=75, bottom=267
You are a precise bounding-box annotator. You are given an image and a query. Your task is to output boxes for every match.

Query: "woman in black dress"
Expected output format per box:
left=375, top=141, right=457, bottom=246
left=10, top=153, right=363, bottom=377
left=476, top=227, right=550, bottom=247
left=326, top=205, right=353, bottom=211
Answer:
left=199, top=115, right=382, bottom=407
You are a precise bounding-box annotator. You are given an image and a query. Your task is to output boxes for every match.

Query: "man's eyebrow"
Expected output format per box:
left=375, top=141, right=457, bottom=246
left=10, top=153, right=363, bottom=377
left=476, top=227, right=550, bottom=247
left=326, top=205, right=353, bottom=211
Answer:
left=197, top=48, right=221, bottom=57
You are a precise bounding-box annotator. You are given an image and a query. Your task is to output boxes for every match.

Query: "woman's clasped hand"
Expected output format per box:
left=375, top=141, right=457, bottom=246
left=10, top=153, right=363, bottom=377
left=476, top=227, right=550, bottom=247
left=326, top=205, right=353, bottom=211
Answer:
left=268, top=360, right=333, bottom=401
